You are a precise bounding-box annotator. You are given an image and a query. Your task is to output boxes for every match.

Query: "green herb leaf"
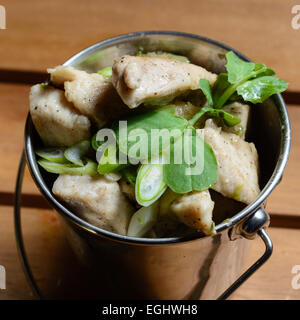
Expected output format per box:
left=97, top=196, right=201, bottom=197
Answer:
left=114, top=109, right=188, bottom=161
left=207, top=108, right=241, bottom=127
left=212, top=73, right=231, bottom=108
left=215, top=52, right=288, bottom=108
left=226, top=51, right=255, bottom=84
left=188, top=106, right=241, bottom=127
left=237, top=76, right=289, bottom=103
left=199, top=79, right=213, bottom=106
left=164, top=128, right=218, bottom=193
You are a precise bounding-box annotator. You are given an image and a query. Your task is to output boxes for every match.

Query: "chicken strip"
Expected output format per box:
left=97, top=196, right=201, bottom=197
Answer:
left=119, top=178, right=136, bottom=203
left=52, top=174, right=135, bottom=235
left=48, top=65, right=129, bottom=127
left=169, top=190, right=215, bottom=235
left=29, top=84, right=90, bottom=147
left=112, top=55, right=217, bottom=108
left=222, top=102, right=250, bottom=139
left=172, top=101, right=201, bottom=120
left=197, top=120, right=260, bottom=204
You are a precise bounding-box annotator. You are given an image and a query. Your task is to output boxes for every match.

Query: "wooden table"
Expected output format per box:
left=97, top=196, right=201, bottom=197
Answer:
left=0, top=0, right=299, bottom=300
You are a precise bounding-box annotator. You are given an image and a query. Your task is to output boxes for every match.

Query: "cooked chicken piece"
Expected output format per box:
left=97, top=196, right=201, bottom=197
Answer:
left=48, top=65, right=129, bottom=127
left=29, top=84, right=90, bottom=147
left=173, top=101, right=200, bottom=120
left=47, top=65, right=81, bottom=86
left=222, top=102, right=250, bottom=139
left=119, top=178, right=136, bottom=203
left=52, top=174, right=134, bottom=235
left=197, top=120, right=260, bottom=204
left=170, top=190, right=215, bottom=235
left=112, top=55, right=217, bottom=108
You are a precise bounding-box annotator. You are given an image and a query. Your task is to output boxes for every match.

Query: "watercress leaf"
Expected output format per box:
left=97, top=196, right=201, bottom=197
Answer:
left=199, top=79, right=213, bottom=106
left=253, top=63, right=276, bottom=77
left=253, top=63, right=266, bottom=73
left=237, top=76, right=288, bottom=103
left=164, top=128, right=218, bottom=193
left=226, top=51, right=255, bottom=84
left=114, top=109, right=188, bottom=161
left=189, top=106, right=241, bottom=127
left=188, top=106, right=212, bottom=126
left=212, top=73, right=231, bottom=108
left=228, top=91, right=241, bottom=102
left=208, top=109, right=241, bottom=127
left=256, top=68, right=276, bottom=78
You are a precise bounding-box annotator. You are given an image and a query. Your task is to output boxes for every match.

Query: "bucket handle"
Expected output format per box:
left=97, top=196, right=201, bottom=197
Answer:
left=217, top=208, right=273, bottom=300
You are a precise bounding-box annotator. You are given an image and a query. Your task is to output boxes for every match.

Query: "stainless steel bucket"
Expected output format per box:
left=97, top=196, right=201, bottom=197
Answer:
left=21, top=31, right=291, bottom=299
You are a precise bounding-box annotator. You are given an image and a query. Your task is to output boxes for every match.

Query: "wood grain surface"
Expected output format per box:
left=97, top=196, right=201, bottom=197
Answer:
left=0, top=0, right=299, bottom=300
left=0, top=0, right=299, bottom=91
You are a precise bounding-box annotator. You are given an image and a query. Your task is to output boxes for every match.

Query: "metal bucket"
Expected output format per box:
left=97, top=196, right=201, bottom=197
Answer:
left=21, top=31, right=291, bottom=299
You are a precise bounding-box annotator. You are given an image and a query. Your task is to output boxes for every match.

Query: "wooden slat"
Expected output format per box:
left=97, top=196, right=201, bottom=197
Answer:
left=266, top=104, right=300, bottom=216
left=0, top=0, right=299, bottom=90
left=0, top=205, right=300, bottom=300
left=0, top=83, right=39, bottom=195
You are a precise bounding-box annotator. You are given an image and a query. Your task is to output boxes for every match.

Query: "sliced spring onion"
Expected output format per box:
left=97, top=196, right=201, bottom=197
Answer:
left=38, top=158, right=98, bottom=176
left=35, top=148, right=68, bottom=164
left=91, top=133, right=103, bottom=151
left=98, top=162, right=128, bottom=174
left=127, top=202, right=159, bottom=237
left=64, top=140, right=90, bottom=166
left=97, top=66, right=112, bottom=78
left=97, top=143, right=129, bottom=174
left=104, top=172, right=122, bottom=182
left=135, top=163, right=167, bottom=207
left=136, top=50, right=190, bottom=63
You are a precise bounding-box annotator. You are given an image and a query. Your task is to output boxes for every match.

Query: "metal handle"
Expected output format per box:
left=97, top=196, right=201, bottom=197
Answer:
left=217, top=208, right=273, bottom=300
left=14, top=151, right=43, bottom=299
